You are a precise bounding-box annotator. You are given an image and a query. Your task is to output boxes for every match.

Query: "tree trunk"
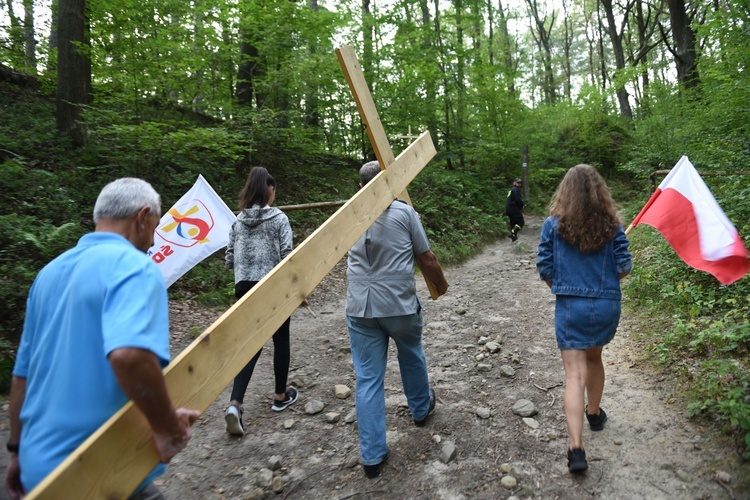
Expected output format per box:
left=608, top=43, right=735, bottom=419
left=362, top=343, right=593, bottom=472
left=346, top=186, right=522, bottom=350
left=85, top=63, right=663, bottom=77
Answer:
left=497, top=0, right=516, bottom=99
left=525, top=0, right=557, bottom=104
left=23, top=0, right=37, bottom=75
left=601, top=0, right=633, bottom=118
left=454, top=0, right=465, bottom=168
left=236, top=36, right=265, bottom=109
left=304, top=0, right=321, bottom=128
left=419, top=0, right=439, bottom=148
left=667, top=0, right=700, bottom=89
left=56, top=0, right=89, bottom=147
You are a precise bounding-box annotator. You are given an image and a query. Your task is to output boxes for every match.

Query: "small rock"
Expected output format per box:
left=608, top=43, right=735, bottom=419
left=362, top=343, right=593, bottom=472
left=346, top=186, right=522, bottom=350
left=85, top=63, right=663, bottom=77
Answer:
left=325, top=412, right=341, bottom=423
left=256, top=468, right=274, bottom=488
left=272, top=476, right=284, bottom=493
left=433, top=434, right=442, bottom=444
left=715, top=471, right=731, bottom=484
left=267, top=455, right=283, bottom=471
left=613, top=439, right=622, bottom=445
left=522, top=417, right=539, bottom=429
left=500, top=475, right=517, bottom=489
left=242, top=488, right=266, bottom=500
left=477, top=363, right=492, bottom=372
left=512, top=399, right=538, bottom=417
left=477, top=336, right=490, bottom=345
left=305, top=400, right=325, bottom=415
left=455, top=308, right=467, bottom=315
left=344, top=409, right=357, bottom=424
left=475, top=353, right=485, bottom=362
left=283, top=419, right=294, bottom=429
left=439, top=442, right=457, bottom=463
left=675, top=469, right=690, bottom=482
left=485, top=341, right=501, bottom=353
left=345, top=454, right=359, bottom=468
left=499, top=365, right=516, bottom=377
left=547, top=432, right=558, bottom=440
left=499, top=463, right=512, bottom=473
left=334, top=384, right=352, bottom=399
left=476, top=407, right=492, bottom=419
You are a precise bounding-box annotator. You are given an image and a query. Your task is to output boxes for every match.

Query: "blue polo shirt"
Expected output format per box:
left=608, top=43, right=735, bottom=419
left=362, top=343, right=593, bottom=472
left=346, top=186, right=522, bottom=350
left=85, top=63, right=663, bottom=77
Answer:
left=346, top=201, right=431, bottom=318
left=14, top=232, right=170, bottom=493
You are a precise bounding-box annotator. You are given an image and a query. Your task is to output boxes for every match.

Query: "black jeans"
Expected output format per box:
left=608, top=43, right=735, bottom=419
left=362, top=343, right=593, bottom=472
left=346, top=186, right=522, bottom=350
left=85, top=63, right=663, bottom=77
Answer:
left=230, top=280, right=291, bottom=403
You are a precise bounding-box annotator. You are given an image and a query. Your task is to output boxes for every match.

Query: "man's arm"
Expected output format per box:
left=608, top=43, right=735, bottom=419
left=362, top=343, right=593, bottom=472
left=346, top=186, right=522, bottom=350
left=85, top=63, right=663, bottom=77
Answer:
left=415, top=250, right=449, bottom=297
left=108, top=348, right=200, bottom=463
left=6, top=376, right=26, bottom=499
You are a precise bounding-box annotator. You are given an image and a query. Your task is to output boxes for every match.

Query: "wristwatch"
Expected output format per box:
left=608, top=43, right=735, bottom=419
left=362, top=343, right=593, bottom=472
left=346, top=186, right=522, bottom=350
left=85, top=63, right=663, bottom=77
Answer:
left=6, top=441, right=19, bottom=453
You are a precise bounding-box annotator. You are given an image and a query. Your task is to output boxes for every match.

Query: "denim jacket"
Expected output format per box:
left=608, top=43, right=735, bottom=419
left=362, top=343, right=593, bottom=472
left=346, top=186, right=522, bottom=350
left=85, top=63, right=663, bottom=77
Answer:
left=537, top=216, right=632, bottom=300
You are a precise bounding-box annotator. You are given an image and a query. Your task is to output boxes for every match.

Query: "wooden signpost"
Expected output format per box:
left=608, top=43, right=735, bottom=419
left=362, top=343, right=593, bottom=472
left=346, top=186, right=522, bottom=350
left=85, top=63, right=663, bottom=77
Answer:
left=27, top=47, right=437, bottom=499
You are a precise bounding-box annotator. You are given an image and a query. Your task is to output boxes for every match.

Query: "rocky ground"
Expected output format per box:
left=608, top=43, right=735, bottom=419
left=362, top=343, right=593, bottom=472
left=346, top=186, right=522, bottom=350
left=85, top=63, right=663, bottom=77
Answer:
left=1, top=217, right=748, bottom=499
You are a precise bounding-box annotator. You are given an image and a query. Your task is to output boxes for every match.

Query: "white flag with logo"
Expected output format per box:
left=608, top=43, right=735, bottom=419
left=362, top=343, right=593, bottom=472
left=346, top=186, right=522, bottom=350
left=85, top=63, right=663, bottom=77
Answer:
left=148, top=175, right=236, bottom=287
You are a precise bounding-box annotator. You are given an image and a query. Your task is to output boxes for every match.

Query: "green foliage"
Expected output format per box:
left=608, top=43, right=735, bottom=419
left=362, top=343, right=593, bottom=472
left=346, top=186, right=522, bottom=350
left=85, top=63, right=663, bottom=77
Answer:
left=625, top=223, right=750, bottom=458
left=409, top=165, right=505, bottom=265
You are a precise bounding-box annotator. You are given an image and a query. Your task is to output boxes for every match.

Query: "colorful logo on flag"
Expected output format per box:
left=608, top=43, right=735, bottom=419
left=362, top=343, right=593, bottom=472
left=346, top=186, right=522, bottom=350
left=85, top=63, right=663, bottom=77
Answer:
left=157, top=200, right=216, bottom=248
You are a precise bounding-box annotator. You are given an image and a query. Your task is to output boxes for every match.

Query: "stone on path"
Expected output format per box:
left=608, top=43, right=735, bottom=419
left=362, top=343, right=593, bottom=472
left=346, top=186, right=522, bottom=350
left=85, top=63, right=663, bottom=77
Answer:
left=512, top=399, right=538, bottom=417
left=522, top=417, right=539, bottom=429
left=267, top=456, right=283, bottom=471
left=715, top=471, right=731, bottom=484
left=325, top=412, right=341, bottom=423
left=283, top=419, right=294, bottom=429
left=440, top=442, right=457, bottom=463
left=344, top=409, right=357, bottom=424
left=499, top=365, right=515, bottom=377
left=305, top=400, right=325, bottom=415
left=272, top=476, right=284, bottom=493
left=476, top=407, right=492, bottom=419
left=500, top=475, right=517, bottom=489
left=334, top=384, right=352, bottom=399
left=477, top=363, right=492, bottom=372
left=485, top=341, right=501, bottom=353
left=256, top=468, right=273, bottom=488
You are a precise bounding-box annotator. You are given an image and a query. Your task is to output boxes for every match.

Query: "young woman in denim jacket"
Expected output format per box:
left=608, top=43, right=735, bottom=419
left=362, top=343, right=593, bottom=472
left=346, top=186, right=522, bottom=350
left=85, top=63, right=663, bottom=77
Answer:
left=537, top=164, right=632, bottom=473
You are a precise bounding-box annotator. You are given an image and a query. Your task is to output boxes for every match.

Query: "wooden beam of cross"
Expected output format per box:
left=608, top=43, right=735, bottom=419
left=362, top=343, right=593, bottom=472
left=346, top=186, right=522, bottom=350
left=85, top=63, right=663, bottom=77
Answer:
left=336, top=46, right=439, bottom=299
left=26, top=47, right=437, bottom=499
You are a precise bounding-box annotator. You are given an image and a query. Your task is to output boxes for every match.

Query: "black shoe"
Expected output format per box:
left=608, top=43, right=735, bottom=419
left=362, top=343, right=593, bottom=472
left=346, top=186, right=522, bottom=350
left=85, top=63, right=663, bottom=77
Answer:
left=414, top=388, right=436, bottom=427
left=363, top=452, right=389, bottom=479
left=586, top=408, right=607, bottom=431
left=567, top=447, right=588, bottom=473
left=509, top=232, right=518, bottom=242
left=272, top=388, right=299, bottom=412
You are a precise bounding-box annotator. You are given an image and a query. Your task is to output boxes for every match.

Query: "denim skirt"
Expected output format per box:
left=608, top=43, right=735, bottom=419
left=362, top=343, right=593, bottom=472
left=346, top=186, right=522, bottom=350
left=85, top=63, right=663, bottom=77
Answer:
left=554, top=296, right=621, bottom=350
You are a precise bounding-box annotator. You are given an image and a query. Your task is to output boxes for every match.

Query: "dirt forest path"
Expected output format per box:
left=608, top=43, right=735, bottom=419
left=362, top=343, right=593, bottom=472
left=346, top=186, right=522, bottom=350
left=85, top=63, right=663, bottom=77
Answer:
left=1, top=217, right=748, bottom=499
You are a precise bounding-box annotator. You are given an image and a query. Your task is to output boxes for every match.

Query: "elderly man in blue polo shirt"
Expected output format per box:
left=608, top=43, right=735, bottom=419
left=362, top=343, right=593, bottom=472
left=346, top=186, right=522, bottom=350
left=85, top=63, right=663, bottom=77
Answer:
left=346, top=161, right=449, bottom=479
left=6, top=178, right=200, bottom=500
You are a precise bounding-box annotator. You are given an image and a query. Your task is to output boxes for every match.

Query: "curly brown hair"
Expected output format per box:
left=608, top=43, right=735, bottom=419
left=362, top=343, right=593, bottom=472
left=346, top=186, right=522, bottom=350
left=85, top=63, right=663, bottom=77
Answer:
left=548, top=164, right=621, bottom=253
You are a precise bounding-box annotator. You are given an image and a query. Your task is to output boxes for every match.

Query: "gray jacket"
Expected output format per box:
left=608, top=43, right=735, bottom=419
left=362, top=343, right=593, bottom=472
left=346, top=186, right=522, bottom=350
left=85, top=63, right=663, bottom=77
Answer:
left=226, top=206, right=293, bottom=283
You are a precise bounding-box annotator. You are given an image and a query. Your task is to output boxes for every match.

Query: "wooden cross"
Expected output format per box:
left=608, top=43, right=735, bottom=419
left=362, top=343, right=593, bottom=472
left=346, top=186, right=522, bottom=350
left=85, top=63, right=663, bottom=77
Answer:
left=395, top=125, right=418, bottom=143
left=27, top=47, right=437, bottom=499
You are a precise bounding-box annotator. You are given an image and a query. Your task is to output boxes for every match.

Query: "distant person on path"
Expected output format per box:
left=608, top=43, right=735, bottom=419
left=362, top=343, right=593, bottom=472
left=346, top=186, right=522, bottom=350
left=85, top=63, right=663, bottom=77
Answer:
left=6, top=178, right=200, bottom=500
left=346, top=161, right=449, bottom=479
left=224, top=166, right=300, bottom=436
left=536, top=164, right=632, bottom=474
left=505, top=177, right=525, bottom=241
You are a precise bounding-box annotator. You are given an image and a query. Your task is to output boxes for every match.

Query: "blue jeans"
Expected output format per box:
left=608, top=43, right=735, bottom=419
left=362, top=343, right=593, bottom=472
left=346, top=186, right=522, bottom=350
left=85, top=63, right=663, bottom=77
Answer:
left=347, top=310, right=431, bottom=465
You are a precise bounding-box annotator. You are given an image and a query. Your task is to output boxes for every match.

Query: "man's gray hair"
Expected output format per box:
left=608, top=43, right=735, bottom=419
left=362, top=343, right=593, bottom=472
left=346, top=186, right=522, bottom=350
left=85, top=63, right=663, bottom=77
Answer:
left=93, top=178, right=161, bottom=223
left=359, top=161, right=382, bottom=186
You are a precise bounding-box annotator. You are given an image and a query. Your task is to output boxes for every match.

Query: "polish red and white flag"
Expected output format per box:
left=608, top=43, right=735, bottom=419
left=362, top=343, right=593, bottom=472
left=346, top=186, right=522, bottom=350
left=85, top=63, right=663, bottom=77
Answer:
left=630, top=156, right=749, bottom=285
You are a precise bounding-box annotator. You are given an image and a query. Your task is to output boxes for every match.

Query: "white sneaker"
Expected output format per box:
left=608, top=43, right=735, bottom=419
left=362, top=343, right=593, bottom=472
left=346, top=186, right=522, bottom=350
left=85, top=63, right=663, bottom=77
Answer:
left=225, top=404, right=244, bottom=436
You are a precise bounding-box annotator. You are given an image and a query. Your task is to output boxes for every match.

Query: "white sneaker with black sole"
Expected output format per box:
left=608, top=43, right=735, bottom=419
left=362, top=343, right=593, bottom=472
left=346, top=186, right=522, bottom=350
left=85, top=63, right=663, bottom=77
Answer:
left=225, top=404, right=245, bottom=436
left=272, top=388, right=299, bottom=412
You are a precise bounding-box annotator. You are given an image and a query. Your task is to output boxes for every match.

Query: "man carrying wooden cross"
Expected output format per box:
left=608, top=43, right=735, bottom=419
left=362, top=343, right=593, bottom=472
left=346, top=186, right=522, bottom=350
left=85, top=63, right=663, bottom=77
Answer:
left=346, top=161, right=449, bottom=479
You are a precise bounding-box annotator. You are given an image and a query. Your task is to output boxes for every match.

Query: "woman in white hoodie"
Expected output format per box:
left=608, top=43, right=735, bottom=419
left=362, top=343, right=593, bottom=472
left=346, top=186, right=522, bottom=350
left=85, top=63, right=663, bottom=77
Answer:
left=224, top=167, right=298, bottom=436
